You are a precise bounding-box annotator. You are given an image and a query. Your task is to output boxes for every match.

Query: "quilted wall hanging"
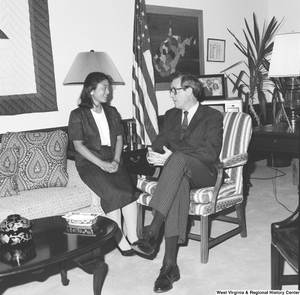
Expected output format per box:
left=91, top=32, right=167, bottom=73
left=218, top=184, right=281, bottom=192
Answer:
left=0, top=0, right=57, bottom=115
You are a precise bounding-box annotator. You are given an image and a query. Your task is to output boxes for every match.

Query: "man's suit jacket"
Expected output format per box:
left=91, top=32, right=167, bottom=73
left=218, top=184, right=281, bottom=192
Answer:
left=149, top=104, right=223, bottom=243
left=203, top=86, right=213, bottom=97
left=151, top=104, right=223, bottom=166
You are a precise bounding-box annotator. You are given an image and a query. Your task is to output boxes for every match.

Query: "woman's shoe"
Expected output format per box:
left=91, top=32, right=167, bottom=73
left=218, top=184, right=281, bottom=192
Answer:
left=117, top=247, right=136, bottom=257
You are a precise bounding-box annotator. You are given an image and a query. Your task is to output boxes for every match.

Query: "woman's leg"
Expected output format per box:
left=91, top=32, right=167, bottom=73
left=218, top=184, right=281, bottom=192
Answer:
left=106, top=209, right=131, bottom=251
left=121, top=201, right=138, bottom=243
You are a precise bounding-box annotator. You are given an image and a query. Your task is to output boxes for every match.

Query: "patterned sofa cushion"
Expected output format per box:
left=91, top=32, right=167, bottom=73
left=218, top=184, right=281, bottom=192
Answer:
left=0, top=130, right=69, bottom=191
left=0, top=160, right=105, bottom=222
left=0, top=146, right=20, bottom=197
left=0, top=185, right=92, bottom=222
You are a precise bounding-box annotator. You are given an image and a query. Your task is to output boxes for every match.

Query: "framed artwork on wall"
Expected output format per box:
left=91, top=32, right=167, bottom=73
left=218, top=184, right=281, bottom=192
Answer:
left=197, top=74, right=225, bottom=99
left=146, top=5, right=205, bottom=91
left=207, top=38, right=226, bottom=62
left=0, top=0, right=57, bottom=115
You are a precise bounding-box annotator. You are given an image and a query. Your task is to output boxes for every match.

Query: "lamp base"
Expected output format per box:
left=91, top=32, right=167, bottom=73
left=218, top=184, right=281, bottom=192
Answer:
left=285, top=108, right=300, bottom=132
left=283, top=77, right=300, bottom=132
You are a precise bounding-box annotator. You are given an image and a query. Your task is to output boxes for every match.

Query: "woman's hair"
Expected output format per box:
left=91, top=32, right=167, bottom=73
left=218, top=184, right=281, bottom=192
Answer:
left=78, top=72, right=113, bottom=109
left=213, top=83, right=219, bottom=89
left=173, top=72, right=203, bottom=101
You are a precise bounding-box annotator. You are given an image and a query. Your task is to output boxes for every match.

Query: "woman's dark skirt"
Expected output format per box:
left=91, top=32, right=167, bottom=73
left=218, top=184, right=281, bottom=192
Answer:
left=76, top=162, right=136, bottom=214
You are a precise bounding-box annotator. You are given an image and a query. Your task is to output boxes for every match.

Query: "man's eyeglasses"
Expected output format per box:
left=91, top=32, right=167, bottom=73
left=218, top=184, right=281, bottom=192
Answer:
left=169, top=87, right=187, bottom=95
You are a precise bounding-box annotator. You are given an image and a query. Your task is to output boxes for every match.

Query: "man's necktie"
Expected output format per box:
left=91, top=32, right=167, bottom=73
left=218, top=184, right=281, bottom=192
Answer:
left=181, top=111, right=189, bottom=139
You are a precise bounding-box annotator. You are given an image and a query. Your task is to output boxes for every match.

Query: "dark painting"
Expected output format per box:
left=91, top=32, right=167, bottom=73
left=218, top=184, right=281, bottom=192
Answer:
left=146, top=6, right=204, bottom=91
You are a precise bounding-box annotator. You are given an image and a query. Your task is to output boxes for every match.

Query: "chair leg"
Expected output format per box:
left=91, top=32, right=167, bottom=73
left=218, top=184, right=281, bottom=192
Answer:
left=137, top=203, right=144, bottom=237
left=200, top=215, right=209, bottom=264
left=236, top=203, right=247, bottom=237
left=271, top=243, right=283, bottom=290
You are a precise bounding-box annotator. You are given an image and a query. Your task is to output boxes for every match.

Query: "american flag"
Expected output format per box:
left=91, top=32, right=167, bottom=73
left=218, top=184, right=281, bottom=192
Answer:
left=132, top=0, right=158, bottom=146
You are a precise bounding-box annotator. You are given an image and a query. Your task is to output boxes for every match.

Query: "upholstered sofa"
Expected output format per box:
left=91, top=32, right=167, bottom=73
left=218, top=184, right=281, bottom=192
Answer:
left=0, top=129, right=104, bottom=223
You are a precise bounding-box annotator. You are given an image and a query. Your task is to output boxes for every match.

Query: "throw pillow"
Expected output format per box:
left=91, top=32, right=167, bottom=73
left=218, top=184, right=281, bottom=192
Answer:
left=0, top=146, right=20, bottom=197
left=0, top=130, right=69, bottom=191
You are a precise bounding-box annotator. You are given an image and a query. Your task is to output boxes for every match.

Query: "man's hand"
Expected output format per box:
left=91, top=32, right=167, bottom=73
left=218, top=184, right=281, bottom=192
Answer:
left=147, top=146, right=172, bottom=166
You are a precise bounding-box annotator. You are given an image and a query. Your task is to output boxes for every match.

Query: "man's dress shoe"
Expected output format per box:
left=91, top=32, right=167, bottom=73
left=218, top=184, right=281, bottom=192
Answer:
left=131, top=230, right=157, bottom=255
left=154, top=263, right=180, bottom=293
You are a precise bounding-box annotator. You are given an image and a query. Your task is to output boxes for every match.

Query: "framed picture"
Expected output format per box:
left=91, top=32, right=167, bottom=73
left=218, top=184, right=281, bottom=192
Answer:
left=207, top=38, right=226, bottom=62
left=146, top=5, right=205, bottom=91
left=197, top=74, right=226, bottom=99
left=0, top=0, right=57, bottom=115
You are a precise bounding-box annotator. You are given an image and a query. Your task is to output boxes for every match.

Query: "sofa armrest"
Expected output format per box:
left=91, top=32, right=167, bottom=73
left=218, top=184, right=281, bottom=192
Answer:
left=66, top=160, right=102, bottom=209
left=67, top=160, right=85, bottom=188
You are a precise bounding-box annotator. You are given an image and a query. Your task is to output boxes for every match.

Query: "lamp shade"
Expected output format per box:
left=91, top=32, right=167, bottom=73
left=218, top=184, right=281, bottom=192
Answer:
left=63, top=51, right=125, bottom=85
left=268, top=32, right=300, bottom=77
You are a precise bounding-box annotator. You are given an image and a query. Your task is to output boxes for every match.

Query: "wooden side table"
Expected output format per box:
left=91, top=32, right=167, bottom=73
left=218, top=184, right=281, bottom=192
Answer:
left=246, top=123, right=299, bottom=194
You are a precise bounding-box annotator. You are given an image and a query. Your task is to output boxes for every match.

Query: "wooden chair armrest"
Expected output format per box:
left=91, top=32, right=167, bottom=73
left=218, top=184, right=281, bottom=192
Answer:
left=210, top=154, right=248, bottom=213
left=221, top=153, right=248, bottom=169
left=210, top=163, right=224, bottom=214
left=272, top=206, right=299, bottom=231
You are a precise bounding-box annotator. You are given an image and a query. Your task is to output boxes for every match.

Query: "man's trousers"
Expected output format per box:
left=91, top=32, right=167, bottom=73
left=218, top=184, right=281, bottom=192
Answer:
left=149, top=151, right=217, bottom=243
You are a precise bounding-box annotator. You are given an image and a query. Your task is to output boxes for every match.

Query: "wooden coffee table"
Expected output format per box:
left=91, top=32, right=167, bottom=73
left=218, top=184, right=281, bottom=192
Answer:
left=0, top=215, right=118, bottom=295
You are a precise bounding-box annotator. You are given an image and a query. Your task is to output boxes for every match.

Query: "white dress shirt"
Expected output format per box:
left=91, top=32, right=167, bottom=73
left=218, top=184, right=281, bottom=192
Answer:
left=182, top=102, right=199, bottom=125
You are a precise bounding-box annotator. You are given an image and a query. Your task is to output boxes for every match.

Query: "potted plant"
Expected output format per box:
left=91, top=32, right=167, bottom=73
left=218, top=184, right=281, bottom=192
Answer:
left=221, top=13, right=283, bottom=126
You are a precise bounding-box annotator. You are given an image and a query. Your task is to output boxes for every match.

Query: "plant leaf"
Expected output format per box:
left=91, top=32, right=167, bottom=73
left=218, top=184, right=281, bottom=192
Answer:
left=222, top=13, right=283, bottom=125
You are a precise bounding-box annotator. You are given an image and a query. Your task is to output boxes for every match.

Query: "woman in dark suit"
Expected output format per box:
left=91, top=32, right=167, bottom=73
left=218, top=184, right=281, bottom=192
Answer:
left=68, top=72, right=137, bottom=256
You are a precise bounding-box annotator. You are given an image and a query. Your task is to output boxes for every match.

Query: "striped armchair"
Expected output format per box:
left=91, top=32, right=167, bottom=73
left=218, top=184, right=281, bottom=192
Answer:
left=136, top=112, right=253, bottom=263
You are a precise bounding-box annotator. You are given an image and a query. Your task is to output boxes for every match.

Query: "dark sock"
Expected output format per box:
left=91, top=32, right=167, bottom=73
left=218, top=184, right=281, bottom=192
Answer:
left=163, top=236, right=179, bottom=266
left=146, top=210, right=165, bottom=240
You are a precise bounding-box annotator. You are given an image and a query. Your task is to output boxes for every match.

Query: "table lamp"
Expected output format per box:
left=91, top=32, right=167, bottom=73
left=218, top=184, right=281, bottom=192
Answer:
left=268, top=32, right=300, bottom=131
left=63, top=50, right=125, bottom=85
left=62, top=50, right=136, bottom=147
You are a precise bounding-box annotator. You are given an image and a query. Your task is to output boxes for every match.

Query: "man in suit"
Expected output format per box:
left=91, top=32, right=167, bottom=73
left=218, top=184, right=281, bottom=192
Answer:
left=131, top=73, right=223, bottom=293
left=203, top=79, right=213, bottom=96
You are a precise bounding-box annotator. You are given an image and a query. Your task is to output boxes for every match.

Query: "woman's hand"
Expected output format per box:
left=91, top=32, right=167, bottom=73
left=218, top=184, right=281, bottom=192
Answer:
left=110, top=159, right=119, bottom=173
left=73, top=140, right=120, bottom=173
left=98, top=160, right=118, bottom=173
